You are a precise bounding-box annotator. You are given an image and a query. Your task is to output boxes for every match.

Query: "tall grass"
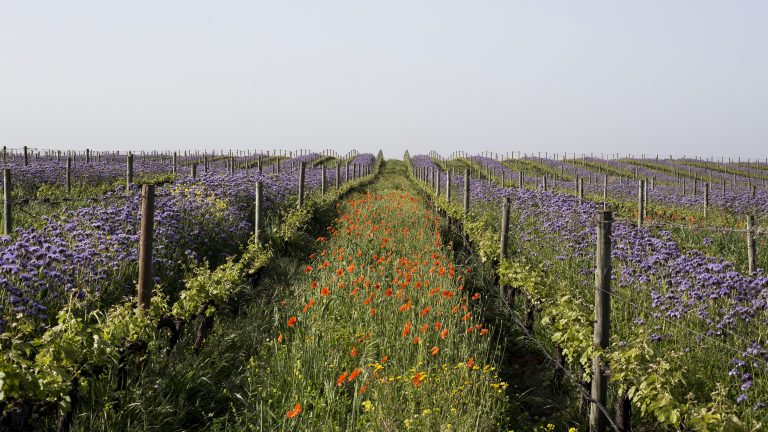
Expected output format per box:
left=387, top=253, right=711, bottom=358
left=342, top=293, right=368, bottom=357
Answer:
left=218, top=161, right=511, bottom=431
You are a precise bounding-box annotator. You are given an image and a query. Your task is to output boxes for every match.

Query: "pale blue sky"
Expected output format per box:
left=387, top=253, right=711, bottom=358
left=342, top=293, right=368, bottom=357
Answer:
left=1, top=1, right=766, bottom=159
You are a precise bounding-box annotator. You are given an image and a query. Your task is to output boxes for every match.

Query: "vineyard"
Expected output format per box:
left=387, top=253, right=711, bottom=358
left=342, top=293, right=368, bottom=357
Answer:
left=1, top=147, right=767, bottom=431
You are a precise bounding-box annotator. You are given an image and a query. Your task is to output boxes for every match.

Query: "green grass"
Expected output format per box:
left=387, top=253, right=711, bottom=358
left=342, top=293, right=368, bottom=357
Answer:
left=215, top=160, right=513, bottom=431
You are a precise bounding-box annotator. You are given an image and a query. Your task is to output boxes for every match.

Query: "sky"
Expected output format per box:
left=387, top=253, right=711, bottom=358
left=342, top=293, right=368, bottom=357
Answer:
left=1, top=1, right=767, bottom=159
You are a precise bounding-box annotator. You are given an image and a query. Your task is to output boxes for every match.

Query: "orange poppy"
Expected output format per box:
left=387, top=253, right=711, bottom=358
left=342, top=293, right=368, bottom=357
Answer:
left=402, top=321, right=412, bottom=337
left=412, top=372, right=425, bottom=387
left=287, top=317, right=297, bottom=327
left=429, top=346, right=439, bottom=356
left=348, top=368, right=361, bottom=382
left=287, top=403, right=302, bottom=418
left=337, top=371, right=348, bottom=386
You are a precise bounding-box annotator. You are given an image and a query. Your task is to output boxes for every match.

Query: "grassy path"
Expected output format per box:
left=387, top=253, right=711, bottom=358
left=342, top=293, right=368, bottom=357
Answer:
left=220, top=160, right=511, bottom=431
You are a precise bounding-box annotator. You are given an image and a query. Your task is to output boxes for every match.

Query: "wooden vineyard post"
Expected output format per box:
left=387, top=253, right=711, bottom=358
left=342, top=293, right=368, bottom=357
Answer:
left=499, top=197, right=511, bottom=295
left=748, top=215, right=756, bottom=274
left=643, top=178, right=648, bottom=217
left=66, top=157, right=72, bottom=194
left=23, top=146, right=28, bottom=166
left=542, top=176, right=548, bottom=192
left=463, top=168, right=470, bottom=216
left=137, top=185, right=155, bottom=309
left=590, top=210, right=613, bottom=432
left=446, top=170, right=451, bottom=202
left=435, top=170, right=441, bottom=197
left=3, top=169, right=11, bottom=235
left=637, top=180, right=645, bottom=228
left=603, top=175, right=608, bottom=210
left=578, top=178, right=584, bottom=205
left=172, top=152, right=177, bottom=175
left=519, top=171, right=523, bottom=188
left=257, top=155, right=262, bottom=174
left=430, top=167, right=435, bottom=190
left=86, top=149, right=90, bottom=164
left=298, top=162, right=306, bottom=208
left=321, top=164, right=327, bottom=194
left=254, top=181, right=263, bottom=246
left=704, top=182, right=710, bottom=218
left=191, top=163, right=197, bottom=179
left=204, top=154, right=209, bottom=173
left=126, top=153, right=134, bottom=192
left=336, top=163, right=341, bottom=189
